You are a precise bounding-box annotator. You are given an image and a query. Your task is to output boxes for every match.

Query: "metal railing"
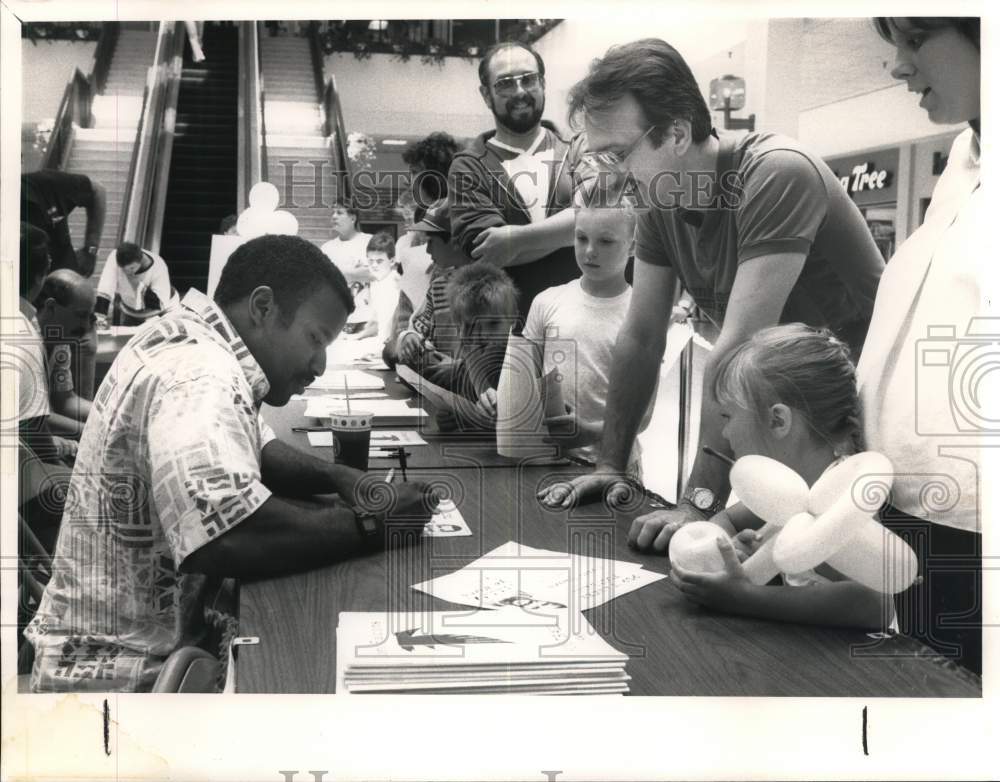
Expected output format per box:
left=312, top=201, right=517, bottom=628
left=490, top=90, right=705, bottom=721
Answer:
left=311, top=21, right=353, bottom=203
left=119, top=22, right=184, bottom=252
left=42, top=68, right=93, bottom=170
left=144, top=23, right=186, bottom=253
left=237, top=21, right=266, bottom=213
left=90, top=22, right=120, bottom=94
left=41, top=23, right=120, bottom=171
left=321, top=76, right=353, bottom=203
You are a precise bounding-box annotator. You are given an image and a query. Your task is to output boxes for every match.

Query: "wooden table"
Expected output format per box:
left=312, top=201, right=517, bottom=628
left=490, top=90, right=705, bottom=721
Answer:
left=239, top=369, right=982, bottom=696
left=262, top=366, right=575, bottom=472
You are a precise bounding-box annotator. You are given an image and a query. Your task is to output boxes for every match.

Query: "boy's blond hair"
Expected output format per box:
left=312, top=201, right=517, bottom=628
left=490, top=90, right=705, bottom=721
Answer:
left=574, top=178, right=639, bottom=233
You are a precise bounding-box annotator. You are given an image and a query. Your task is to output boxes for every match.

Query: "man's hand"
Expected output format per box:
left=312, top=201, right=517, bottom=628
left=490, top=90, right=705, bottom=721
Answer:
left=627, top=503, right=706, bottom=552
left=397, top=332, right=425, bottom=365
left=471, top=225, right=523, bottom=267
left=670, top=537, right=751, bottom=611
left=536, top=467, right=633, bottom=510
left=543, top=405, right=601, bottom=451
left=356, top=480, right=441, bottom=546
left=76, top=246, right=97, bottom=277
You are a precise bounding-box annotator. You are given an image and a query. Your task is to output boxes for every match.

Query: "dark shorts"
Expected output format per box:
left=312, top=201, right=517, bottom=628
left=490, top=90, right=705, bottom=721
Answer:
left=879, top=505, right=982, bottom=675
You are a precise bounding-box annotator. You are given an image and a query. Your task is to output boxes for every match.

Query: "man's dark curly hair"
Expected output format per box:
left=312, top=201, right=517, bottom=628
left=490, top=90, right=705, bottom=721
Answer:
left=402, top=131, right=460, bottom=206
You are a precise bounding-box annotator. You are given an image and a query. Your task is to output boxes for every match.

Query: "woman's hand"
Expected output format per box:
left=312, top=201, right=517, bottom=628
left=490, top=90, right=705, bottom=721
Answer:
left=730, top=529, right=763, bottom=563
left=670, top=537, right=751, bottom=611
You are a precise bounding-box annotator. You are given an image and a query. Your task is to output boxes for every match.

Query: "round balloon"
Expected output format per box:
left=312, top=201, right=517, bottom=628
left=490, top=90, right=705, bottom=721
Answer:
left=808, top=451, right=894, bottom=516
left=268, top=210, right=299, bottom=236
left=669, top=521, right=729, bottom=575
left=730, top=455, right=809, bottom=527
left=248, top=181, right=280, bottom=212
left=236, top=207, right=269, bottom=239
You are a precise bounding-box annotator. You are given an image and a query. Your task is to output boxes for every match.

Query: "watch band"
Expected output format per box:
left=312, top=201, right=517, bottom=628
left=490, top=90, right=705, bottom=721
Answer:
left=680, top=487, right=726, bottom=518
left=353, top=505, right=381, bottom=548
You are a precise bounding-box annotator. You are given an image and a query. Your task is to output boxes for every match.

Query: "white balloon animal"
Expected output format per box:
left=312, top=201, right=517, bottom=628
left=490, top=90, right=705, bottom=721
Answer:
left=669, top=453, right=919, bottom=594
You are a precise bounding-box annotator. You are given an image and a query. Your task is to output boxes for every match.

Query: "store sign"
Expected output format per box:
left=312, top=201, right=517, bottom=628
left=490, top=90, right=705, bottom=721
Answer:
left=838, top=163, right=892, bottom=194
left=826, top=148, right=899, bottom=207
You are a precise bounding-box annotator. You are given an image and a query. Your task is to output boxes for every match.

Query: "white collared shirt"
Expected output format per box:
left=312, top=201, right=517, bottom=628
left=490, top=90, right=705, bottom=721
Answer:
left=857, top=129, right=985, bottom=532
left=26, top=290, right=276, bottom=691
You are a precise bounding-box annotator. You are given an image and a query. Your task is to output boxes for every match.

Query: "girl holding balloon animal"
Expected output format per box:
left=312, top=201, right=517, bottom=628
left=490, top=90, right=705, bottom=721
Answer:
left=668, top=324, right=895, bottom=631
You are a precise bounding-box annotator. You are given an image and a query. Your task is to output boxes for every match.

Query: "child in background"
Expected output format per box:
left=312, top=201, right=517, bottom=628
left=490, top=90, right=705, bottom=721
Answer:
left=668, top=324, right=889, bottom=630
left=533, top=189, right=651, bottom=489
left=445, top=261, right=519, bottom=419
left=394, top=199, right=465, bottom=367
left=348, top=232, right=401, bottom=346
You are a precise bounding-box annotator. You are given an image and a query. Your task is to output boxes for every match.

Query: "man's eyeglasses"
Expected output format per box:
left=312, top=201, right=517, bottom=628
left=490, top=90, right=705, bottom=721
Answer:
left=582, top=125, right=658, bottom=171
left=492, top=72, right=543, bottom=96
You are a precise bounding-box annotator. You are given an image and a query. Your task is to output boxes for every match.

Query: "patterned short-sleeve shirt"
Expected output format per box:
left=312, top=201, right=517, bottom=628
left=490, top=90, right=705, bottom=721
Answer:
left=26, top=290, right=276, bottom=692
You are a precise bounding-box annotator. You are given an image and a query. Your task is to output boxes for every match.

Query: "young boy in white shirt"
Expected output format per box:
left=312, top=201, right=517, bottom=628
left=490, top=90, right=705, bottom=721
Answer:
left=525, top=190, right=650, bottom=480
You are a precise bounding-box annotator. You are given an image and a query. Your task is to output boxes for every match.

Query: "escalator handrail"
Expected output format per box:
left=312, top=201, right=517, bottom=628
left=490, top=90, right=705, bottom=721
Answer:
left=144, top=23, right=186, bottom=254
left=237, top=21, right=266, bottom=213
left=119, top=21, right=172, bottom=245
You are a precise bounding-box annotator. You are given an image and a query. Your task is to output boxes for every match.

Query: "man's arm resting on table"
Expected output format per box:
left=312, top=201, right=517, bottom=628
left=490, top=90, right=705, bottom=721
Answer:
left=260, top=437, right=362, bottom=501
left=178, top=496, right=368, bottom=579
left=679, top=251, right=806, bottom=509
left=45, top=411, right=86, bottom=440
left=50, top=389, right=91, bottom=424
left=596, top=259, right=675, bottom=472
left=724, top=579, right=887, bottom=630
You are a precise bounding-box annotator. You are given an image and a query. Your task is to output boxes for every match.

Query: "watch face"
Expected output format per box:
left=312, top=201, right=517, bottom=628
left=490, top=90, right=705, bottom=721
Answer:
left=691, top=488, right=716, bottom=510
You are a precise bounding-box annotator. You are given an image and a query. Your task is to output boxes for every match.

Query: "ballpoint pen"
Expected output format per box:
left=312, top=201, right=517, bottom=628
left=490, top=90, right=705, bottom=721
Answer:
left=701, top=445, right=736, bottom=466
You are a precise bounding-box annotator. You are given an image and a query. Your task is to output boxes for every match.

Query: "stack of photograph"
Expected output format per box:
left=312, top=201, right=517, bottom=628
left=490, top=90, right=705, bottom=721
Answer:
left=336, top=608, right=630, bottom=695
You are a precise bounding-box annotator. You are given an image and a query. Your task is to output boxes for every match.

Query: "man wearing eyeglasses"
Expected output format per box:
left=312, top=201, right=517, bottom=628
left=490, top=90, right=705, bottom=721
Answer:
left=448, top=41, right=593, bottom=319
left=556, top=38, right=885, bottom=548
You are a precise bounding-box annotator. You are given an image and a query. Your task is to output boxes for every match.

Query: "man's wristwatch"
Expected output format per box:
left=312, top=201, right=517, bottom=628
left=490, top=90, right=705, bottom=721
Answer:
left=680, top=487, right=725, bottom=518
left=353, top=505, right=382, bottom=548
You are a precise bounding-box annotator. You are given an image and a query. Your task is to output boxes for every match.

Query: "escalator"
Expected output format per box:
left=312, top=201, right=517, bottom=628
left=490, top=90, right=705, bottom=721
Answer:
left=158, top=23, right=239, bottom=293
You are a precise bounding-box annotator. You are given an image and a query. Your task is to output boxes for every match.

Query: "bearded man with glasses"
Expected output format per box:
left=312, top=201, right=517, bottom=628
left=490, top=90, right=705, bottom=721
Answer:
left=447, top=41, right=595, bottom=319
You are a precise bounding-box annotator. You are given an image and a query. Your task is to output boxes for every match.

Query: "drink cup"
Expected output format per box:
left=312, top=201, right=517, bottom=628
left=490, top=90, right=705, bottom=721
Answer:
left=326, top=411, right=372, bottom=471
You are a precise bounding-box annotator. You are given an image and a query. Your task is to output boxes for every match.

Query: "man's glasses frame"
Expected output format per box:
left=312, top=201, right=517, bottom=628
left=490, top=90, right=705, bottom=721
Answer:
left=582, top=125, right=659, bottom=171
left=492, top=71, right=544, bottom=96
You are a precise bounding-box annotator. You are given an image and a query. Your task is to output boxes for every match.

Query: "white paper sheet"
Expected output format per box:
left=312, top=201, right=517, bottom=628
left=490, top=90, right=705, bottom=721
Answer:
left=309, top=369, right=386, bottom=392
left=327, top=336, right=390, bottom=369
left=395, top=364, right=495, bottom=428
left=371, top=430, right=428, bottom=446
left=411, top=540, right=665, bottom=611
left=304, top=396, right=428, bottom=424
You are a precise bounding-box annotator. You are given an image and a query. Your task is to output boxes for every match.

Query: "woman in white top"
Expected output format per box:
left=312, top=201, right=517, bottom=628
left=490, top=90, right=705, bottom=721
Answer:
left=860, top=17, right=982, bottom=674
left=95, top=242, right=177, bottom=324
left=320, top=202, right=373, bottom=287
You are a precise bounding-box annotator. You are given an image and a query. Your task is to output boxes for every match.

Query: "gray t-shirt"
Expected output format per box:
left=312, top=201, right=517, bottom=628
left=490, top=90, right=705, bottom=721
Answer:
left=635, top=131, right=884, bottom=354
